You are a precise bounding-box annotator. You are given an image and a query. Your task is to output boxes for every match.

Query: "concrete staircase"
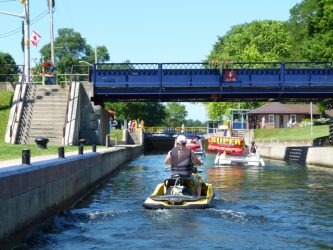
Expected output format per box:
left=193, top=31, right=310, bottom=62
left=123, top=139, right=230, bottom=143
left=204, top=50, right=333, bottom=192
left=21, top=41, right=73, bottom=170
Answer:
left=25, top=85, right=69, bottom=145
left=15, top=83, right=37, bottom=144
left=128, top=130, right=142, bottom=144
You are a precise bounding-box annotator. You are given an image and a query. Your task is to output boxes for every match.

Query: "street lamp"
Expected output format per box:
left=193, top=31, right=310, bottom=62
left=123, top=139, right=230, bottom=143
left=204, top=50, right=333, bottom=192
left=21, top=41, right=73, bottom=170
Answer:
left=79, top=61, right=93, bottom=67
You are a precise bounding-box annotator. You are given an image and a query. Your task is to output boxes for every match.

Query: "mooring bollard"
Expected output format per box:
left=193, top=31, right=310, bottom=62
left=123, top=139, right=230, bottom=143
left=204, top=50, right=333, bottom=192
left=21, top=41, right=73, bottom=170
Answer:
left=92, top=144, right=96, bottom=152
left=58, top=147, right=65, bottom=158
left=79, top=138, right=87, bottom=146
left=78, top=145, right=84, bottom=155
left=35, top=137, right=49, bottom=149
left=22, top=149, right=31, bottom=165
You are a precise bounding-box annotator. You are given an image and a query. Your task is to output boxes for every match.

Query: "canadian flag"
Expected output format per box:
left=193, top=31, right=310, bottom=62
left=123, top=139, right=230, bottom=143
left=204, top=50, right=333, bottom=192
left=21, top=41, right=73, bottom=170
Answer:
left=31, top=31, right=41, bottom=47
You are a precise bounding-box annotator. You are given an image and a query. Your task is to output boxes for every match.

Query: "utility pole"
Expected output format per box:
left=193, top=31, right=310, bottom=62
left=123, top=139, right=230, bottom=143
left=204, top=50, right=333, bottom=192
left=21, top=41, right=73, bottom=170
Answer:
left=0, top=0, right=30, bottom=82
left=23, top=0, right=30, bottom=82
left=95, top=46, right=97, bottom=64
left=48, top=0, right=55, bottom=65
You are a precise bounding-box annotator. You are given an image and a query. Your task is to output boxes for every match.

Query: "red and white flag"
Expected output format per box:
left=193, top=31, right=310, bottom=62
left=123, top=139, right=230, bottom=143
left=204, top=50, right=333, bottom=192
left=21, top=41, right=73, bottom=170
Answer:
left=31, top=31, right=41, bottom=47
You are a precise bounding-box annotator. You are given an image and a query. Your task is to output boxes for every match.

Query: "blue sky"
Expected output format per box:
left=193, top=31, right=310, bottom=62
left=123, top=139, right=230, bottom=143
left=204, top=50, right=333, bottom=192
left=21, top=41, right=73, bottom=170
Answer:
left=0, top=0, right=302, bottom=121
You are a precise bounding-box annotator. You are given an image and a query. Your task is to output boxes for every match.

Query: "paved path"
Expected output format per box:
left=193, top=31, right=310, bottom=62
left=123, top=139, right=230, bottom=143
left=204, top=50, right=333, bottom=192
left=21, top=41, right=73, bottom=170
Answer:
left=0, top=146, right=122, bottom=172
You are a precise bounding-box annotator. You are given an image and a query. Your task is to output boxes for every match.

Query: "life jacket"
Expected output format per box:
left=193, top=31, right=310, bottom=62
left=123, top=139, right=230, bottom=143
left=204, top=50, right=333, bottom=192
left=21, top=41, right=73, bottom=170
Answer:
left=250, top=145, right=256, bottom=154
left=170, top=146, right=193, bottom=177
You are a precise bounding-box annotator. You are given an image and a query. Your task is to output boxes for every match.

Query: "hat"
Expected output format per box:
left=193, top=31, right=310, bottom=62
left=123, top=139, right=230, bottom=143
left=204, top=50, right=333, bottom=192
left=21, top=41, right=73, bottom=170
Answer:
left=176, top=135, right=187, bottom=144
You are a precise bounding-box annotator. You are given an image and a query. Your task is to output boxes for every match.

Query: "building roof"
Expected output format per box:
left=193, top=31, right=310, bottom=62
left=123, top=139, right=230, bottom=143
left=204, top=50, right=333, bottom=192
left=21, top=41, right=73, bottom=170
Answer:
left=248, top=102, right=322, bottom=115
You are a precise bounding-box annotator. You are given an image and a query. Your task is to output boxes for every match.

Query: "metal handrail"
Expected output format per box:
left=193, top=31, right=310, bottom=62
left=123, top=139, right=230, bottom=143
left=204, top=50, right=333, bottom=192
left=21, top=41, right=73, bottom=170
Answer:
left=8, top=68, right=33, bottom=143
left=8, top=77, right=24, bottom=142
left=62, top=66, right=76, bottom=145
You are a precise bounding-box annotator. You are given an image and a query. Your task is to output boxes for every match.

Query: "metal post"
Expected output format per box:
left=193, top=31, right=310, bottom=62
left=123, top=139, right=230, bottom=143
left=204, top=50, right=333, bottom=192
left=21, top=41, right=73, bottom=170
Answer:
left=95, top=46, right=97, bottom=64
left=22, top=149, right=30, bottom=165
left=78, top=145, right=83, bottom=155
left=23, top=0, right=30, bottom=83
left=48, top=0, right=55, bottom=65
left=58, top=147, right=65, bottom=158
left=310, top=102, right=313, bottom=135
left=92, top=144, right=96, bottom=152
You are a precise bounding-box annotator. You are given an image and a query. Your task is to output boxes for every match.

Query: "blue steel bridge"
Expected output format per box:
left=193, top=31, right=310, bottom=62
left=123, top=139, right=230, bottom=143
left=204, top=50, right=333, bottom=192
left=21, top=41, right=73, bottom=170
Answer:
left=91, top=62, right=333, bottom=104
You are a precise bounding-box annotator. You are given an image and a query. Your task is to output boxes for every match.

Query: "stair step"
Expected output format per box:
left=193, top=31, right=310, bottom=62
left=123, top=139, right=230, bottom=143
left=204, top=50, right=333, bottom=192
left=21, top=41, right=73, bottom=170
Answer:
left=30, top=123, right=64, bottom=128
left=33, top=107, right=67, bottom=111
left=28, top=132, right=63, bottom=137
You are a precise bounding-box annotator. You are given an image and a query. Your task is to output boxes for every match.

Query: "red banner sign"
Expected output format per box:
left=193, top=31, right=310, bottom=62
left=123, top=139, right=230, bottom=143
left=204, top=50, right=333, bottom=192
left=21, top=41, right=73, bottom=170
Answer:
left=224, top=70, right=237, bottom=82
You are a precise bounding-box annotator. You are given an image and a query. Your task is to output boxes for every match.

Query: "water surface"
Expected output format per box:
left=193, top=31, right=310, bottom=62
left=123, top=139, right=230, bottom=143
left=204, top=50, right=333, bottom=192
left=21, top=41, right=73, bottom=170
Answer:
left=23, top=154, right=333, bottom=250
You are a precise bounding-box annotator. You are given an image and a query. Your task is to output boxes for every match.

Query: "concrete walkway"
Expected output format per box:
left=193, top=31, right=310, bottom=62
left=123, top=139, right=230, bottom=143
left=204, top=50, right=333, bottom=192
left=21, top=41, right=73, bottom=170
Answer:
left=0, top=146, right=122, bottom=173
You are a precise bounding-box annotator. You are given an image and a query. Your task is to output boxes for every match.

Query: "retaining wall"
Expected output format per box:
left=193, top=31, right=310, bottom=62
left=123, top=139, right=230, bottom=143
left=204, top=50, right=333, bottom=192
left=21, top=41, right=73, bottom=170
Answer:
left=256, top=140, right=333, bottom=168
left=0, top=145, right=143, bottom=245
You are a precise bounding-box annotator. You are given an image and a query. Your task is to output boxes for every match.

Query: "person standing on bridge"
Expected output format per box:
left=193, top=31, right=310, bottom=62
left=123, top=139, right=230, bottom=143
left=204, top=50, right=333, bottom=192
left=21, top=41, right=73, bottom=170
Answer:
left=164, top=135, right=203, bottom=196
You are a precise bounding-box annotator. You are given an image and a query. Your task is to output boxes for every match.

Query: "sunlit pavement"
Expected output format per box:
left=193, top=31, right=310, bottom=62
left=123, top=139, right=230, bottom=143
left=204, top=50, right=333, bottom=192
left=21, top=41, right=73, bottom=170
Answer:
left=0, top=145, right=128, bottom=171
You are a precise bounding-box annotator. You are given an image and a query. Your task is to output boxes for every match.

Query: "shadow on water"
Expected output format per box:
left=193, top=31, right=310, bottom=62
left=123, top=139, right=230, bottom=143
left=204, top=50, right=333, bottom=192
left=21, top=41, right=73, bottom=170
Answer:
left=17, top=153, right=333, bottom=250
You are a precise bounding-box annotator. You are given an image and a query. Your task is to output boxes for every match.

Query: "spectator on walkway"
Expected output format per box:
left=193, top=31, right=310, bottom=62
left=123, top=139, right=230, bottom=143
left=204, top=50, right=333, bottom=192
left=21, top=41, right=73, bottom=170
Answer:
left=39, top=65, right=56, bottom=85
left=113, top=119, right=118, bottom=129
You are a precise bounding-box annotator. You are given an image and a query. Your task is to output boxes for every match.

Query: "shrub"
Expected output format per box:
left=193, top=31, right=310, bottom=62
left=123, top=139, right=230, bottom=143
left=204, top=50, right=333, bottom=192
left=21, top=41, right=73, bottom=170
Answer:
left=300, top=118, right=330, bottom=127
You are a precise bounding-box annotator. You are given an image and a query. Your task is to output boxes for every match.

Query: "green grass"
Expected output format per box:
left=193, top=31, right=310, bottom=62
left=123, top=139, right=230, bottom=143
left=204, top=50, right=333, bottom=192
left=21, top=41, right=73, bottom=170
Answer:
left=109, top=129, right=123, bottom=141
left=0, top=91, right=13, bottom=140
left=254, top=125, right=329, bottom=141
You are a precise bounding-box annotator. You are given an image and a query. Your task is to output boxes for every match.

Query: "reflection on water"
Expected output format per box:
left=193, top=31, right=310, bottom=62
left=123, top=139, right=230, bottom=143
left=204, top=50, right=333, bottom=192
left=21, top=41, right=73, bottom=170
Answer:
left=22, top=153, right=333, bottom=250
left=207, top=166, right=245, bottom=191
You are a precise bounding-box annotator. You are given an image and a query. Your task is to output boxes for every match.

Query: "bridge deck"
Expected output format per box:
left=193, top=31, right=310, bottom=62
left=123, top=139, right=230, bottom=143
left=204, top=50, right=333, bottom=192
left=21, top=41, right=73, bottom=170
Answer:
left=92, top=62, right=333, bottom=103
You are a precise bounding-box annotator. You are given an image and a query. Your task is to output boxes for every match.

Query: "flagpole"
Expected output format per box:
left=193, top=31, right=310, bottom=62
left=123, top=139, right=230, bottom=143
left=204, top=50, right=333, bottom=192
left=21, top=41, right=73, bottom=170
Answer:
left=48, top=0, right=55, bottom=66
left=23, top=0, right=30, bottom=83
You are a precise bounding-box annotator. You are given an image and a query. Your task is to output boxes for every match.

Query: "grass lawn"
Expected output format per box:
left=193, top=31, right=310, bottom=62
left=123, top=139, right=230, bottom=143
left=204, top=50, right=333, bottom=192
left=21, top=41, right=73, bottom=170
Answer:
left=254, top=125, right=329, bottom=141
left=0, top=91, right=13, bottom=138
left=109, top=129, right=123, bottom=141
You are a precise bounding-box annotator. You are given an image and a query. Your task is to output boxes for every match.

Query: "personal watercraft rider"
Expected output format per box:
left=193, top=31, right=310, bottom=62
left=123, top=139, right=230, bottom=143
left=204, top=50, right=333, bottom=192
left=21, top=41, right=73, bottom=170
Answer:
left=164, top=135, right=203, bottom=196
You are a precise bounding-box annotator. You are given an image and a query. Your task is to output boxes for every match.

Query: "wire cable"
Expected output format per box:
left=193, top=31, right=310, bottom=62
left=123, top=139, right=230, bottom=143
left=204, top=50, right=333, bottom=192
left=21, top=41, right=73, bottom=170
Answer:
left=0, top=9, right=49, bottom=38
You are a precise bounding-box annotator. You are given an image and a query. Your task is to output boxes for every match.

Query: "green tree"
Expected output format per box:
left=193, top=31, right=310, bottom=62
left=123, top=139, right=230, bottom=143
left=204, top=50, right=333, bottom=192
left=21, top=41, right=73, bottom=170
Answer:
left=206, top=20, right=291, bottom=118
left=88, top=45, right=110, bottom=63
left=185, top=119, right=206, bottom=127
left=39, top=28, right=110, bottom=73
left=205, top=102, right=263, bottom=121
left=288, top=0, right=333, bottom=61
left=105, top=102, right=166, bottom=126
left=208, top=20, right=292, bottom=63
left=0, top=52, right=19, bottom=82
left=164, top=103, right=188, bottom=127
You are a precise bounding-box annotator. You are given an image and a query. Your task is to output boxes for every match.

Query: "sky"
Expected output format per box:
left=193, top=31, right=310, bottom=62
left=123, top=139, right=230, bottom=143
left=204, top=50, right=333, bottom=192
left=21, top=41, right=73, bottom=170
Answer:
left=0, top=0, right=302, bottom=121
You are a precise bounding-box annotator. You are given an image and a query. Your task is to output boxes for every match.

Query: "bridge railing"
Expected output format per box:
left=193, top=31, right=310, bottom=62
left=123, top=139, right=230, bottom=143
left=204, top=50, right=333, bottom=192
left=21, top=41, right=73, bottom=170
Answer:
left=93, top=62, right=333, bottom=89
left=92, top=62, right=333, bottom=102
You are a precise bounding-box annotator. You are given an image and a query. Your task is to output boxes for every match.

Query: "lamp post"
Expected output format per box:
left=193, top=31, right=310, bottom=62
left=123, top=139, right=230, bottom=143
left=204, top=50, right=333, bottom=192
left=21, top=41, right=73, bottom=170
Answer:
left=0, top=0, right=30, bottom=82
left=310, top=102, right=313, bottom=136
left=79, top=61, right=93, bottom=67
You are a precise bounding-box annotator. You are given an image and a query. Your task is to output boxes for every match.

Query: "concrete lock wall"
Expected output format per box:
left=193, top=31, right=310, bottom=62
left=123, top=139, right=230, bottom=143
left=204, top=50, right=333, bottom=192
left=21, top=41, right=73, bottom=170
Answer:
left=257, top=140, right=333, bottom=168
left=0, top=145, right=143, bottom=243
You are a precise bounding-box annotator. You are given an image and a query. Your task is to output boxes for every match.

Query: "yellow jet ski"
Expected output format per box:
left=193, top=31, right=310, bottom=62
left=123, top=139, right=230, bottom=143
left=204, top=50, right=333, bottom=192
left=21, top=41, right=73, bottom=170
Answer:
left=143, top=173, right=214, bottom=209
